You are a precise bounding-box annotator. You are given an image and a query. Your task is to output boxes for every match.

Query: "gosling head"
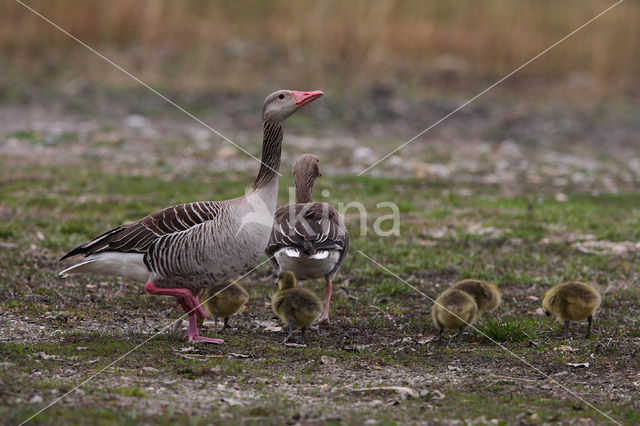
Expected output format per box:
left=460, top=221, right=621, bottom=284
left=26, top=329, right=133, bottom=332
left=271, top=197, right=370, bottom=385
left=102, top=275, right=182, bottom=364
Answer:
left=277, top=271, right=298, bottom=290
left=263, top=90, right=323, bottom=123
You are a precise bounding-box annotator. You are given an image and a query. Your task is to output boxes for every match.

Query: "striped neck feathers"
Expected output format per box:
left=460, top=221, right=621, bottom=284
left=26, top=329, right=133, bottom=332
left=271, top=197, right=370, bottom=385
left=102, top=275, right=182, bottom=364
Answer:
left=293, top=162, right=319, bottom=204
left=253, top=120, right=284, bottom=189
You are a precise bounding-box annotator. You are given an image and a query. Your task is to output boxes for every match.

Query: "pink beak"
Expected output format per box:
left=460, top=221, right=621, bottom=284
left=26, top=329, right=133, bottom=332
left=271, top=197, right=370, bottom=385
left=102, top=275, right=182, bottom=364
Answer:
left=291, top=90, right=324, bottom=108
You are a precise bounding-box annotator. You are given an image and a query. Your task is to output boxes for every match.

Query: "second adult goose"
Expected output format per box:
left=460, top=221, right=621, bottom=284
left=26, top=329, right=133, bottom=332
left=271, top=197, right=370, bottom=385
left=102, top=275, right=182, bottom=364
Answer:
left=265, top=154, right=349, bottom=325
left=58, top=89, right=323, bottom=344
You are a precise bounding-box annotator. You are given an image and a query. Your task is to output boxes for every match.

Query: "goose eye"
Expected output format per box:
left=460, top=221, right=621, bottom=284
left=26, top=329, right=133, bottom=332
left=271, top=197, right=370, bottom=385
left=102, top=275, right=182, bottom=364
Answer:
left=278, top=94, right=285, bottom=100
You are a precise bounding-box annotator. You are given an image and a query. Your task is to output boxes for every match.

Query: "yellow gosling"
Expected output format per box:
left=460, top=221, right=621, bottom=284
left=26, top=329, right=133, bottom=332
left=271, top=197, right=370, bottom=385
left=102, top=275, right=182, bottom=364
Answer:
left=452, top=279, right=501, bottom=315
left=542, top=281, right=601, bottom=339
left=196, top=283, right=249, bottom=331
left=432, top=288, right=478, bottom=340
left=272, top=271, right=323, bottom=344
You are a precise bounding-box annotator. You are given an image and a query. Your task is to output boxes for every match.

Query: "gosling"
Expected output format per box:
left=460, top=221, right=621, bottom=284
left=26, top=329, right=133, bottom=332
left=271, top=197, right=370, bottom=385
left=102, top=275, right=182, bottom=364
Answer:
left=171, top=283, right=248, bottom=332
left=432, top=288, right=478, bottom=340
left=452, top=279, right=501, bottom=315
left=272, top=271, right=323, bottom=344
left=542, top=281, right=601, bottom=338
left=197, top=283, right=249, bottom=331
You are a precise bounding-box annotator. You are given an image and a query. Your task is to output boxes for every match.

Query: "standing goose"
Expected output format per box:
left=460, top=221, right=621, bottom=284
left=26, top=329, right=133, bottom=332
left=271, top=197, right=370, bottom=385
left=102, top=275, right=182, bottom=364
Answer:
left=58, top=89, right=324, bottom=344
left=265, top=154, right=349, bottom=325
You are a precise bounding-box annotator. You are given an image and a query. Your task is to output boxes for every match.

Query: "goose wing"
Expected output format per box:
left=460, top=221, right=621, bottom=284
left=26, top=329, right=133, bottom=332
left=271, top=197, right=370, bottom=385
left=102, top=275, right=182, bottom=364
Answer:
left=265, top=202, right=349, bottom=272
left=60, top=201, right=222, bottom=260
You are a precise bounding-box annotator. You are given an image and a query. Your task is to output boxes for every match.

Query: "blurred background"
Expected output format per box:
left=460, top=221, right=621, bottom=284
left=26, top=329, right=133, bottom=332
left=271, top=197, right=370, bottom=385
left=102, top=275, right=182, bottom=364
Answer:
left=1, top=0, right=639, bottom=189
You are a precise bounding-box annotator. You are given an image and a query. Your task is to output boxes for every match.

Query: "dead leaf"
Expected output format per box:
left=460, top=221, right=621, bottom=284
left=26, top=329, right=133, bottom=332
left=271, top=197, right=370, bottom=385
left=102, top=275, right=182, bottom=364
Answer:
left=228, top=353, right=251, bottom=358
left=284, top=342, right=307, bottom=348
left=555, top=345, right=578, bottom=352
left=567, top=362, right=590, bottom=368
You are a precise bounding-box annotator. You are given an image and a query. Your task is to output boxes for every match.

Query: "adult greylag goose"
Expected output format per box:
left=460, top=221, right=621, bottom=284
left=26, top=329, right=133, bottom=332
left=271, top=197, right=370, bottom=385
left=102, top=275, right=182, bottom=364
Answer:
left=58, top=89, right=324, bottom=344
left=265, top=154, right=349, bottom=325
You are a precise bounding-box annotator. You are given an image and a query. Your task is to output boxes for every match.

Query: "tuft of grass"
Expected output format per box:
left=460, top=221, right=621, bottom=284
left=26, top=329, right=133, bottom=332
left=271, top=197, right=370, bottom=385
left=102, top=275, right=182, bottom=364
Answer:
left=476, top=317, right=543, bottom=343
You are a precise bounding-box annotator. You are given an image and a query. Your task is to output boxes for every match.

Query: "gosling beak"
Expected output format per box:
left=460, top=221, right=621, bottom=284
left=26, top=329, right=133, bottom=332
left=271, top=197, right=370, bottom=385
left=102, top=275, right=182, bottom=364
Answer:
left=291, top=90, right=324, bottom=108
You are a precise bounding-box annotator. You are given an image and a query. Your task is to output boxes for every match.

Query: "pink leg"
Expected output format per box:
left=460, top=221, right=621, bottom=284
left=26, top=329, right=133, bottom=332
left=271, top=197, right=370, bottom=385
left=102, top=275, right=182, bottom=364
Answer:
left=145, top=282, right=209, bottom=319
left=318, top=278, right=332, bottom=326
left=184, top=314, right=224, bottom=344
left=145, top=282, right=223, bottom=344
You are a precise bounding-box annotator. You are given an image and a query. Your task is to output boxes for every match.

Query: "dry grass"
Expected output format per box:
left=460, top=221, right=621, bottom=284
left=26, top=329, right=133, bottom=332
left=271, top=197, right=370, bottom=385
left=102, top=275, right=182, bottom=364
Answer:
left=3, top=0, right=639, bottom=93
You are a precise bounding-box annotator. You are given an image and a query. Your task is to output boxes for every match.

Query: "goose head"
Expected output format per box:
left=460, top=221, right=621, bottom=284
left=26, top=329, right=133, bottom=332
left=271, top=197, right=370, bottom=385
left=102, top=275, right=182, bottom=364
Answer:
left=263, top=90, right=323, bottom=122
left=277, top=270, right=297, bottom=290
left=293, top=154, right=322, bottom=180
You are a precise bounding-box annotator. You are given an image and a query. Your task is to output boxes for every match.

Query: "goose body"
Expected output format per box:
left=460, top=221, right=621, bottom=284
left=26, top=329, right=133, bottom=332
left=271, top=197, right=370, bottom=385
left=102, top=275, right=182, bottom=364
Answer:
left=273, top=247, right=341, bottom=280
left=60, top=184, right=278, bottom=291
left=59, top=89, right=324, bottom=343
left=265, top=154, right=348, bottom=325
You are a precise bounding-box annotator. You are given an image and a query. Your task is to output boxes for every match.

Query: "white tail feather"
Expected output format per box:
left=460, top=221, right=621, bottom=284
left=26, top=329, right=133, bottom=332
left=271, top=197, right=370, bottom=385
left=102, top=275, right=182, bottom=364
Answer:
left=58, top=252, right=150, bottom=283
left=58, top=259, right=98, bottom=278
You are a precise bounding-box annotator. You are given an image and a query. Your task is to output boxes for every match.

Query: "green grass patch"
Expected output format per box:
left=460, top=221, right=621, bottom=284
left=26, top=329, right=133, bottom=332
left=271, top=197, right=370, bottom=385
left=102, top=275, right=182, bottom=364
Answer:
left=476, top=317, right=544, bottom=343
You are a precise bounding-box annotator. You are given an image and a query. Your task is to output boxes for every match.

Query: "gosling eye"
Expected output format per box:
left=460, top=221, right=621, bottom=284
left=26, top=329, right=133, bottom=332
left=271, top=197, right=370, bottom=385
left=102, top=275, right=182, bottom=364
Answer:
left=278, top=94, right=285, bottom=100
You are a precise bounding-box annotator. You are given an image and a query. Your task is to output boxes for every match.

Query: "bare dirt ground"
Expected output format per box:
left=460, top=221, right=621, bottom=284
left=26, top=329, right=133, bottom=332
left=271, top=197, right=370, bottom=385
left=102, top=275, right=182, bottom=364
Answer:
left=1, top=88, right=640, bottom=424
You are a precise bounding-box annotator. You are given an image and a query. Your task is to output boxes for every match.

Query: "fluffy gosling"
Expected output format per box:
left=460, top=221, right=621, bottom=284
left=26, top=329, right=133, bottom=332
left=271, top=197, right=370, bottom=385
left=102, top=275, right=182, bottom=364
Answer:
left=171, top=283, right=248, bottom=332
left=542, top=281, right=601, bottom=338
left=432, top=288, right=478, bottom=340
left=452, top=279, right=501, bottom=315
left=272, top=271, right=323, bottom=344
left=197, top=283, right=249, bottom=330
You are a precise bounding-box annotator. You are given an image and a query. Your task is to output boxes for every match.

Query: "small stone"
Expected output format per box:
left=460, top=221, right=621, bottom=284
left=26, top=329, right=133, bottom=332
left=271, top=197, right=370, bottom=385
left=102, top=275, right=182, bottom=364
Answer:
left=555, top=192, right=568, bottom=202
left=142, top=366, right=159, bottom=373
left=30, top=395, right=43, bottom=404
left=321, top=356, right=336, bottom=365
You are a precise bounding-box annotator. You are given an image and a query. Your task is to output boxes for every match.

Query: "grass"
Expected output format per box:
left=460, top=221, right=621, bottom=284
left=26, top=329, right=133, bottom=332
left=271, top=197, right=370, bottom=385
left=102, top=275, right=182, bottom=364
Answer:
left=2, top=154, right=639, bottom=423
left=476, top=317, right=544, bottom=343
left=2, top=46, right=640, bottom=422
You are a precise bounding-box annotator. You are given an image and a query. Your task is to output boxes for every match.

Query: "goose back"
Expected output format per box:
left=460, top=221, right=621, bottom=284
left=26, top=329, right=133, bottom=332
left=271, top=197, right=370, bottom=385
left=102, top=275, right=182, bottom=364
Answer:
left=265, top=202, right=348, bottom=280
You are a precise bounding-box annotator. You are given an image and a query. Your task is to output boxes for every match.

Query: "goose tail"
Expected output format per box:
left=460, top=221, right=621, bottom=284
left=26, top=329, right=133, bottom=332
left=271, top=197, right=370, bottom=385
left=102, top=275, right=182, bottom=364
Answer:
left=58, top=259, right=98, bottom=278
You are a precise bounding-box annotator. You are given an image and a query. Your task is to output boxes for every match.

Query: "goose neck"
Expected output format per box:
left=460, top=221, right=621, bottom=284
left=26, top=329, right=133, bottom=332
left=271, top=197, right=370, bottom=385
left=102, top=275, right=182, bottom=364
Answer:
left=252, top=120, right=283, bottom=189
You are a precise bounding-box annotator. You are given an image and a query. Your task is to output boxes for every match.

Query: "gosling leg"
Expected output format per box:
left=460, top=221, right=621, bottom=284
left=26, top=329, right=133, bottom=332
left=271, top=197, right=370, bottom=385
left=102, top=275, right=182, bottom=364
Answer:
left=564, top=320, right=571, bottom=339
left=454, top=325, right=466, bottom=341
left=222, top=317, right=231, bottom=330
left=584, top=315, right=593, bottom=338
left=284, top=319, right=296, bottom=344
